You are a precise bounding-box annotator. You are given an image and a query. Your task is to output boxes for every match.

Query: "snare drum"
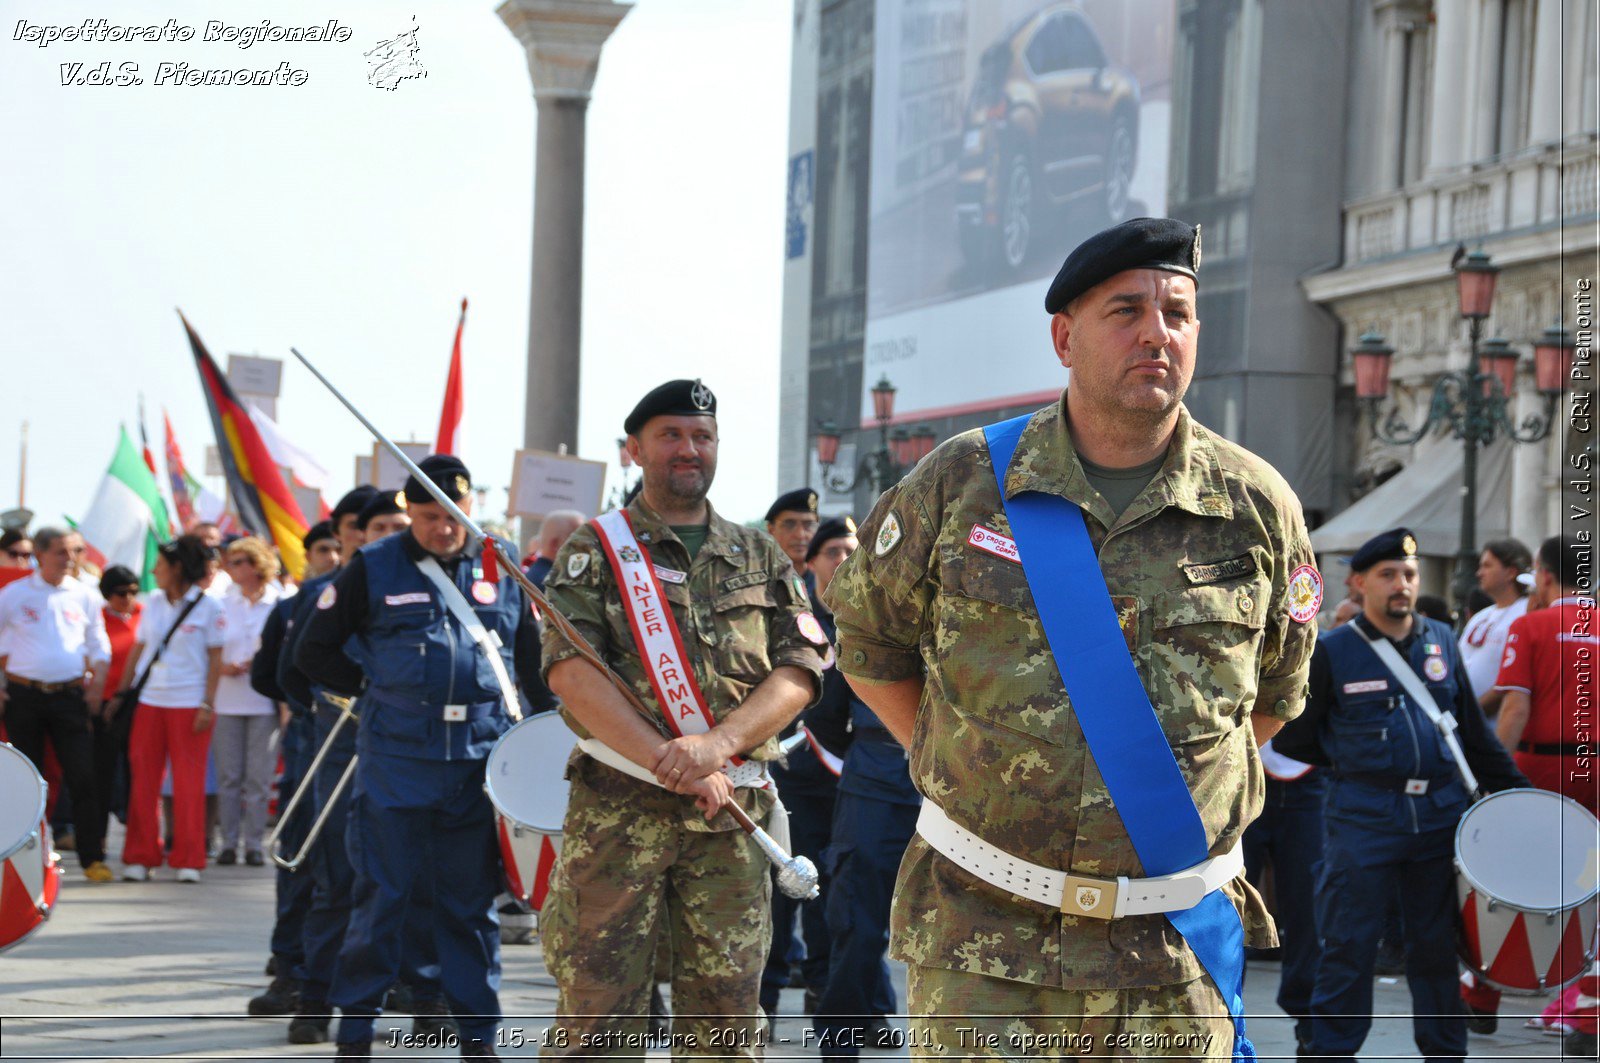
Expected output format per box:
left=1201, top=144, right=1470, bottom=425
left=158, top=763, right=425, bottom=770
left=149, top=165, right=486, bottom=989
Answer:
left=1456, top=788, right=1600, bottom=993
left=0, top=742, right=62, bottom=953
left=484, top=712, right=579, bottom=913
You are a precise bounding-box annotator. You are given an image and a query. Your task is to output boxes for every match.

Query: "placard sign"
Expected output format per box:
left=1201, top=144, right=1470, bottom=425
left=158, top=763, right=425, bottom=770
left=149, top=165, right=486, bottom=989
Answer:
left=226, top=354, right=283, bottom=397
left=371, top=442, right=433, bottom=489
left=509, top=449, right=607, bottom=522
left=354, top=455, right=374, bottom=488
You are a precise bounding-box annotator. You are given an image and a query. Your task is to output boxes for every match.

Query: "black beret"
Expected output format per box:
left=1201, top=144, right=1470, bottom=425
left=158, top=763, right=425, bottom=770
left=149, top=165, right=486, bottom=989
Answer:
left=356, top=490, right=408, bottom=531
left=331, top=486, right=379, bottom=525
left=403, top=454, right=472, bottom=506
left=1350, top=527, right=1419, bottom=573
left=624, top=378, right=717, bottom=435
left=765, top=488, right=819, bottom=523
left=806, top=515, right=858, bottom=562
left=1044, top=217, right=1201, bottom=314
left=302, top=520, right=335, bottom=550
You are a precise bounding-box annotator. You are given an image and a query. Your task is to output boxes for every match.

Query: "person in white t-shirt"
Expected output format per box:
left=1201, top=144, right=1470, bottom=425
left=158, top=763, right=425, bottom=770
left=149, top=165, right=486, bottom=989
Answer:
left=116, top=535, right=225, bottom=883
left=1457, top=538, right=1531, bottom=718
left=0, top=528, right=113, bottom=881
left=213, top=537, right=285, bottom=867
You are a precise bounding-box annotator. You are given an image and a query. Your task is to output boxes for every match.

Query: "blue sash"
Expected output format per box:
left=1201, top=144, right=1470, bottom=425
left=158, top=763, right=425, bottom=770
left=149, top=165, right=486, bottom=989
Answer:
left=984, top=414, right=1254, bottom=1062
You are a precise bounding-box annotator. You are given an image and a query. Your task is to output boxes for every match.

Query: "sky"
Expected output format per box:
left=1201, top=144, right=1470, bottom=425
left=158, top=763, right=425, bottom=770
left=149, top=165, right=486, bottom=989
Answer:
left=0, top=0, right=793, bottom=541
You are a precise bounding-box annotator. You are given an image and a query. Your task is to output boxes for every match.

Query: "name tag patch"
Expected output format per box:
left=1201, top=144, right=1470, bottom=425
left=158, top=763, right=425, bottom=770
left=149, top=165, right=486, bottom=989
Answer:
left=385, top=592, right=431, bottom=607
left=1182, top=554, right=1256, bottom=585
left=720, top=571, right=768, bottom=593
left=967, top=524, right=1019, bottom=564
left=653, top=564, right=687, bottom=585
left=1343, top=680, right=1389, bottom=694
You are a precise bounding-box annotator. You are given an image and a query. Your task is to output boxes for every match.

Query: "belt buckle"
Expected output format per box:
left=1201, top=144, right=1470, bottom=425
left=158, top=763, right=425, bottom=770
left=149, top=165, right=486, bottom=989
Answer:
left=1405, top=778, right=1429, bottom=795
left=442, top=704, right=467, bottom=722
left=1060, top=873, right=1118, bottom=920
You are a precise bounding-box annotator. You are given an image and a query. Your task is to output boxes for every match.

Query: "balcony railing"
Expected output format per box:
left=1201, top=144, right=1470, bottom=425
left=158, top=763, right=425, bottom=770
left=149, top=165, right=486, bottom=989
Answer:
left=1344, top=133, right=1598, bottom=263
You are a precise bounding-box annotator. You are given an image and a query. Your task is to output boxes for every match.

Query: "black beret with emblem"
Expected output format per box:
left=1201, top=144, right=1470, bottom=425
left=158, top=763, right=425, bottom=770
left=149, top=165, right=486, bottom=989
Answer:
left=806, top=515, right=858, bottom=561
left=403, top=454, right=472, bottom=506
left=331, top=485, right=379, bottom=525
left=765, top=488, right=819, bottom=523
left=356, top=490, right=408, bottom=531
left=624, top=378, right=717, bottom=435
left=302, top=520, right=336, bottom=550
left=1044, top=217, right=1202, bottom=315
left=1349, top=527, right=1419, bottom=573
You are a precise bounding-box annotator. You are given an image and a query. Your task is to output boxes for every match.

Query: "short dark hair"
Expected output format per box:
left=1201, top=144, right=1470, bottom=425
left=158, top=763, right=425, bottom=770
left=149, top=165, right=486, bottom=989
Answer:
left=1538, top=534, right=1593, bottom=592
left=1414, top=595, right=1454, bottom=624
left=0, top=529, right=29, bottom=551
left=1482, top=538, right=1533, bottom=574
left=99, top=566, right=139, bottom=597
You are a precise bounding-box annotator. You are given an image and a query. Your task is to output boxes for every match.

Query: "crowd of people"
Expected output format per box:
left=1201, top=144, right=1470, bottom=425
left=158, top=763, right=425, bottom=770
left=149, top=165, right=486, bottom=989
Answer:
left=0, top=215, right=1593, bottom=1063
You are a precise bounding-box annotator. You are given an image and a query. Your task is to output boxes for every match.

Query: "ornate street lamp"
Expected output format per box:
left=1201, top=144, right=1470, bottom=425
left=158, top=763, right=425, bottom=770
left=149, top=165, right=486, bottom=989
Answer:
left=1358, top=247, right=1565, bottom=619
left=813, top=376, right=937, bottom=496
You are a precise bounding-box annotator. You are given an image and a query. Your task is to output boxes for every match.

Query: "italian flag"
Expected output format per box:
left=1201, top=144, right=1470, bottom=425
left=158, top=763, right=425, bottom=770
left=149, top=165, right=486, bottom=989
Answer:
left=77, top=427, right=173, bottom=590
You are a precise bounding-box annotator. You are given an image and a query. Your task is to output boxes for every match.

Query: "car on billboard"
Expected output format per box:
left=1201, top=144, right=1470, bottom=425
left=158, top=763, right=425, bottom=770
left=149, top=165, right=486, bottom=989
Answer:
left=955, top=4, right=1140, bottom=272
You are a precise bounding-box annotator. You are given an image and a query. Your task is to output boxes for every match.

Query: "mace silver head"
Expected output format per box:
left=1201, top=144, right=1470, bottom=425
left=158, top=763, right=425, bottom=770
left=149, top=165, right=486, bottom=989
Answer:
left=777, top=855, right=820, bottom=900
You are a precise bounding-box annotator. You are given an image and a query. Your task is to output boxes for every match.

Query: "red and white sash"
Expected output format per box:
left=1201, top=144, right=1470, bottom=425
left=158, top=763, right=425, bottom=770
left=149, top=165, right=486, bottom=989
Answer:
left=591, top=509, right=767, bottom=789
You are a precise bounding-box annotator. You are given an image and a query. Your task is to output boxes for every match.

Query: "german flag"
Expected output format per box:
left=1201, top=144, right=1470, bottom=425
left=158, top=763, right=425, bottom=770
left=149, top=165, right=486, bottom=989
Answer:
left=179, top=312, right=308, bottom=577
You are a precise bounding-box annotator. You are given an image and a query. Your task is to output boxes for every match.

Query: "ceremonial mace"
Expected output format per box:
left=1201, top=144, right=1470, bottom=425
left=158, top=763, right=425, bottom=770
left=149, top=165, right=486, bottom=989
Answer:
left=289, top=348, right=819, bottom=900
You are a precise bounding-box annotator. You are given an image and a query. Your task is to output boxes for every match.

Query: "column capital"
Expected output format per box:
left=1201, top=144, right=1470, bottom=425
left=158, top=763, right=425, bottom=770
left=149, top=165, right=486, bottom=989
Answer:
left=498, top=0, right=631, bottom=101
left=1372, top=0, right=1429, bottom=32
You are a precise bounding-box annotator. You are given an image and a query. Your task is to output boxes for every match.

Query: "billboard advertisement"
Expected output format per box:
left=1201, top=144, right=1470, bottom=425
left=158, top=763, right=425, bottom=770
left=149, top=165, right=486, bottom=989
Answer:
left=863, top=0, right=1175, bottom=422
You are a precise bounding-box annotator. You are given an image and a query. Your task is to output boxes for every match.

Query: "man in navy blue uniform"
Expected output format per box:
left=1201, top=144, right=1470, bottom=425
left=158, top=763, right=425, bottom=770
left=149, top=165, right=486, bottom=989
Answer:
left=244, top=519, right=341, bottom=1017
left=805, top=516, right=922, bottom=1056
left=297, top=456, right=542, bottom=1060
left=1275, top=528, right=1526, bottom=1063
left=761, top=489, right=846, bottom=1019
left=277, top=488, right=452, bottom=1047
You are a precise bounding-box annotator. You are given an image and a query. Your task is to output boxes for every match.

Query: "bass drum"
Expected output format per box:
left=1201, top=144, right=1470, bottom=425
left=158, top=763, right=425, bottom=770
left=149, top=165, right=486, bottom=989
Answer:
left=484, top=712, right=579, bottom=913
left=0, top=741, right=62, bottom=953
left=1456, top=788, right=1600, bottom=993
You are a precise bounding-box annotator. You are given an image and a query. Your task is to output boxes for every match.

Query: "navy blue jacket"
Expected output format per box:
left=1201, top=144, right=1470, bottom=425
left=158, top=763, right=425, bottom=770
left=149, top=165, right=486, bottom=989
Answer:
left=296, top=532, right=540, bottom=761
left=1275, top=615, right=1525, bottom=835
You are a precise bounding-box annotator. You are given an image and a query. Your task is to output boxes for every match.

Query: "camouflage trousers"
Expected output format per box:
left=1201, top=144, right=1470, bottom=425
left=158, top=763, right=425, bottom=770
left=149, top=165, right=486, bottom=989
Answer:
left=540, top=757, right=772, bottom=1060
left=905, top=965, right=1234, bottom=1061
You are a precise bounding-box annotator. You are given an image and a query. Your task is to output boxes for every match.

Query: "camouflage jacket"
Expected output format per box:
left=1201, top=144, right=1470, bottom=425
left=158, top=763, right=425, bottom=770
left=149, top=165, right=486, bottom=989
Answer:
left=823, top=398, right=1318, bottom=989
left=542, top=496, right=826, bottom=832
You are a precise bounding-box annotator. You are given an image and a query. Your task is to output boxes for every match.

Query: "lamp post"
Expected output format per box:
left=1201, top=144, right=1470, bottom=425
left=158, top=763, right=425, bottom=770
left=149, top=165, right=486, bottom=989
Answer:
left=1352, top=248, right=1572, bottom=618
left=813, top=376, right=937, bottom=496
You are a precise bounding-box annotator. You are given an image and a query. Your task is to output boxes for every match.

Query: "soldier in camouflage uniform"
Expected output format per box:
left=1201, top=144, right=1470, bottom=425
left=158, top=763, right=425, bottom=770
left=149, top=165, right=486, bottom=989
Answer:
left=540, top=379, right=826, bottom=1059
left=824, top=219, right=1320, bottom=1059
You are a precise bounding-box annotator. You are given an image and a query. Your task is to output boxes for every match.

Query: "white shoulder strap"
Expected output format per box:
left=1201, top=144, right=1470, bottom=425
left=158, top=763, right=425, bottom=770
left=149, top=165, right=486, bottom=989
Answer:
left=1353, top=625, right=1478, bottom=794
left=415, top=556, right=522, bottom=722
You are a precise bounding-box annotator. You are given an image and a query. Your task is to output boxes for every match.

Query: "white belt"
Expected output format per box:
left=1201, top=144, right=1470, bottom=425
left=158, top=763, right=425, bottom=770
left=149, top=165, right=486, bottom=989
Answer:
left=916, top=802, right=1244, bottom=920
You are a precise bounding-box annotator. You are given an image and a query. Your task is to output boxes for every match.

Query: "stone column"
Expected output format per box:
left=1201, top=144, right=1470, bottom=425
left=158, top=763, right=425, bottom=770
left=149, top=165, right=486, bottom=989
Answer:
left=499, top=0, right=631, bottom=454
left=1425, top=0, right=1471, bottom=173
left=1526, top=0, right=1564, bottom=143
left=1374, top=0, right=1427, bottom=190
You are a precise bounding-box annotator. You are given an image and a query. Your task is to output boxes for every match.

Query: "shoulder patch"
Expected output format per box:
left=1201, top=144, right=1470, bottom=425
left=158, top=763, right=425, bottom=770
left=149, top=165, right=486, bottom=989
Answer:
left=796, top=611, right=829, bottom=646
left=567, top=553, right=590, bottom=579
left=316, top=584, right=337, bottom=610
left=875, top=512, right=903, bottom=557
left=1286, top=564, right=1323, bottom=624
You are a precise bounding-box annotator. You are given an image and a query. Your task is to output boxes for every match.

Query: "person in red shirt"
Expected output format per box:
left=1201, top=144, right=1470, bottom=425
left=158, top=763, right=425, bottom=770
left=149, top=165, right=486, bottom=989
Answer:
left=93, top=566, right=143, bottom=840
left=1463, top=534, right=1599, bottom=1045
left=1495, top=534, right=1598, bottom=814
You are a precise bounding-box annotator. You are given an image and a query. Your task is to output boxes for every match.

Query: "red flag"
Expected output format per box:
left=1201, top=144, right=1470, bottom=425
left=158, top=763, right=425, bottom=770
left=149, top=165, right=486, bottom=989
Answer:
left=179, top=311, right=309, bottom=577
left=162, top=410, right=197, bottom=529
left=435, top=297, right=467, bottom=455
